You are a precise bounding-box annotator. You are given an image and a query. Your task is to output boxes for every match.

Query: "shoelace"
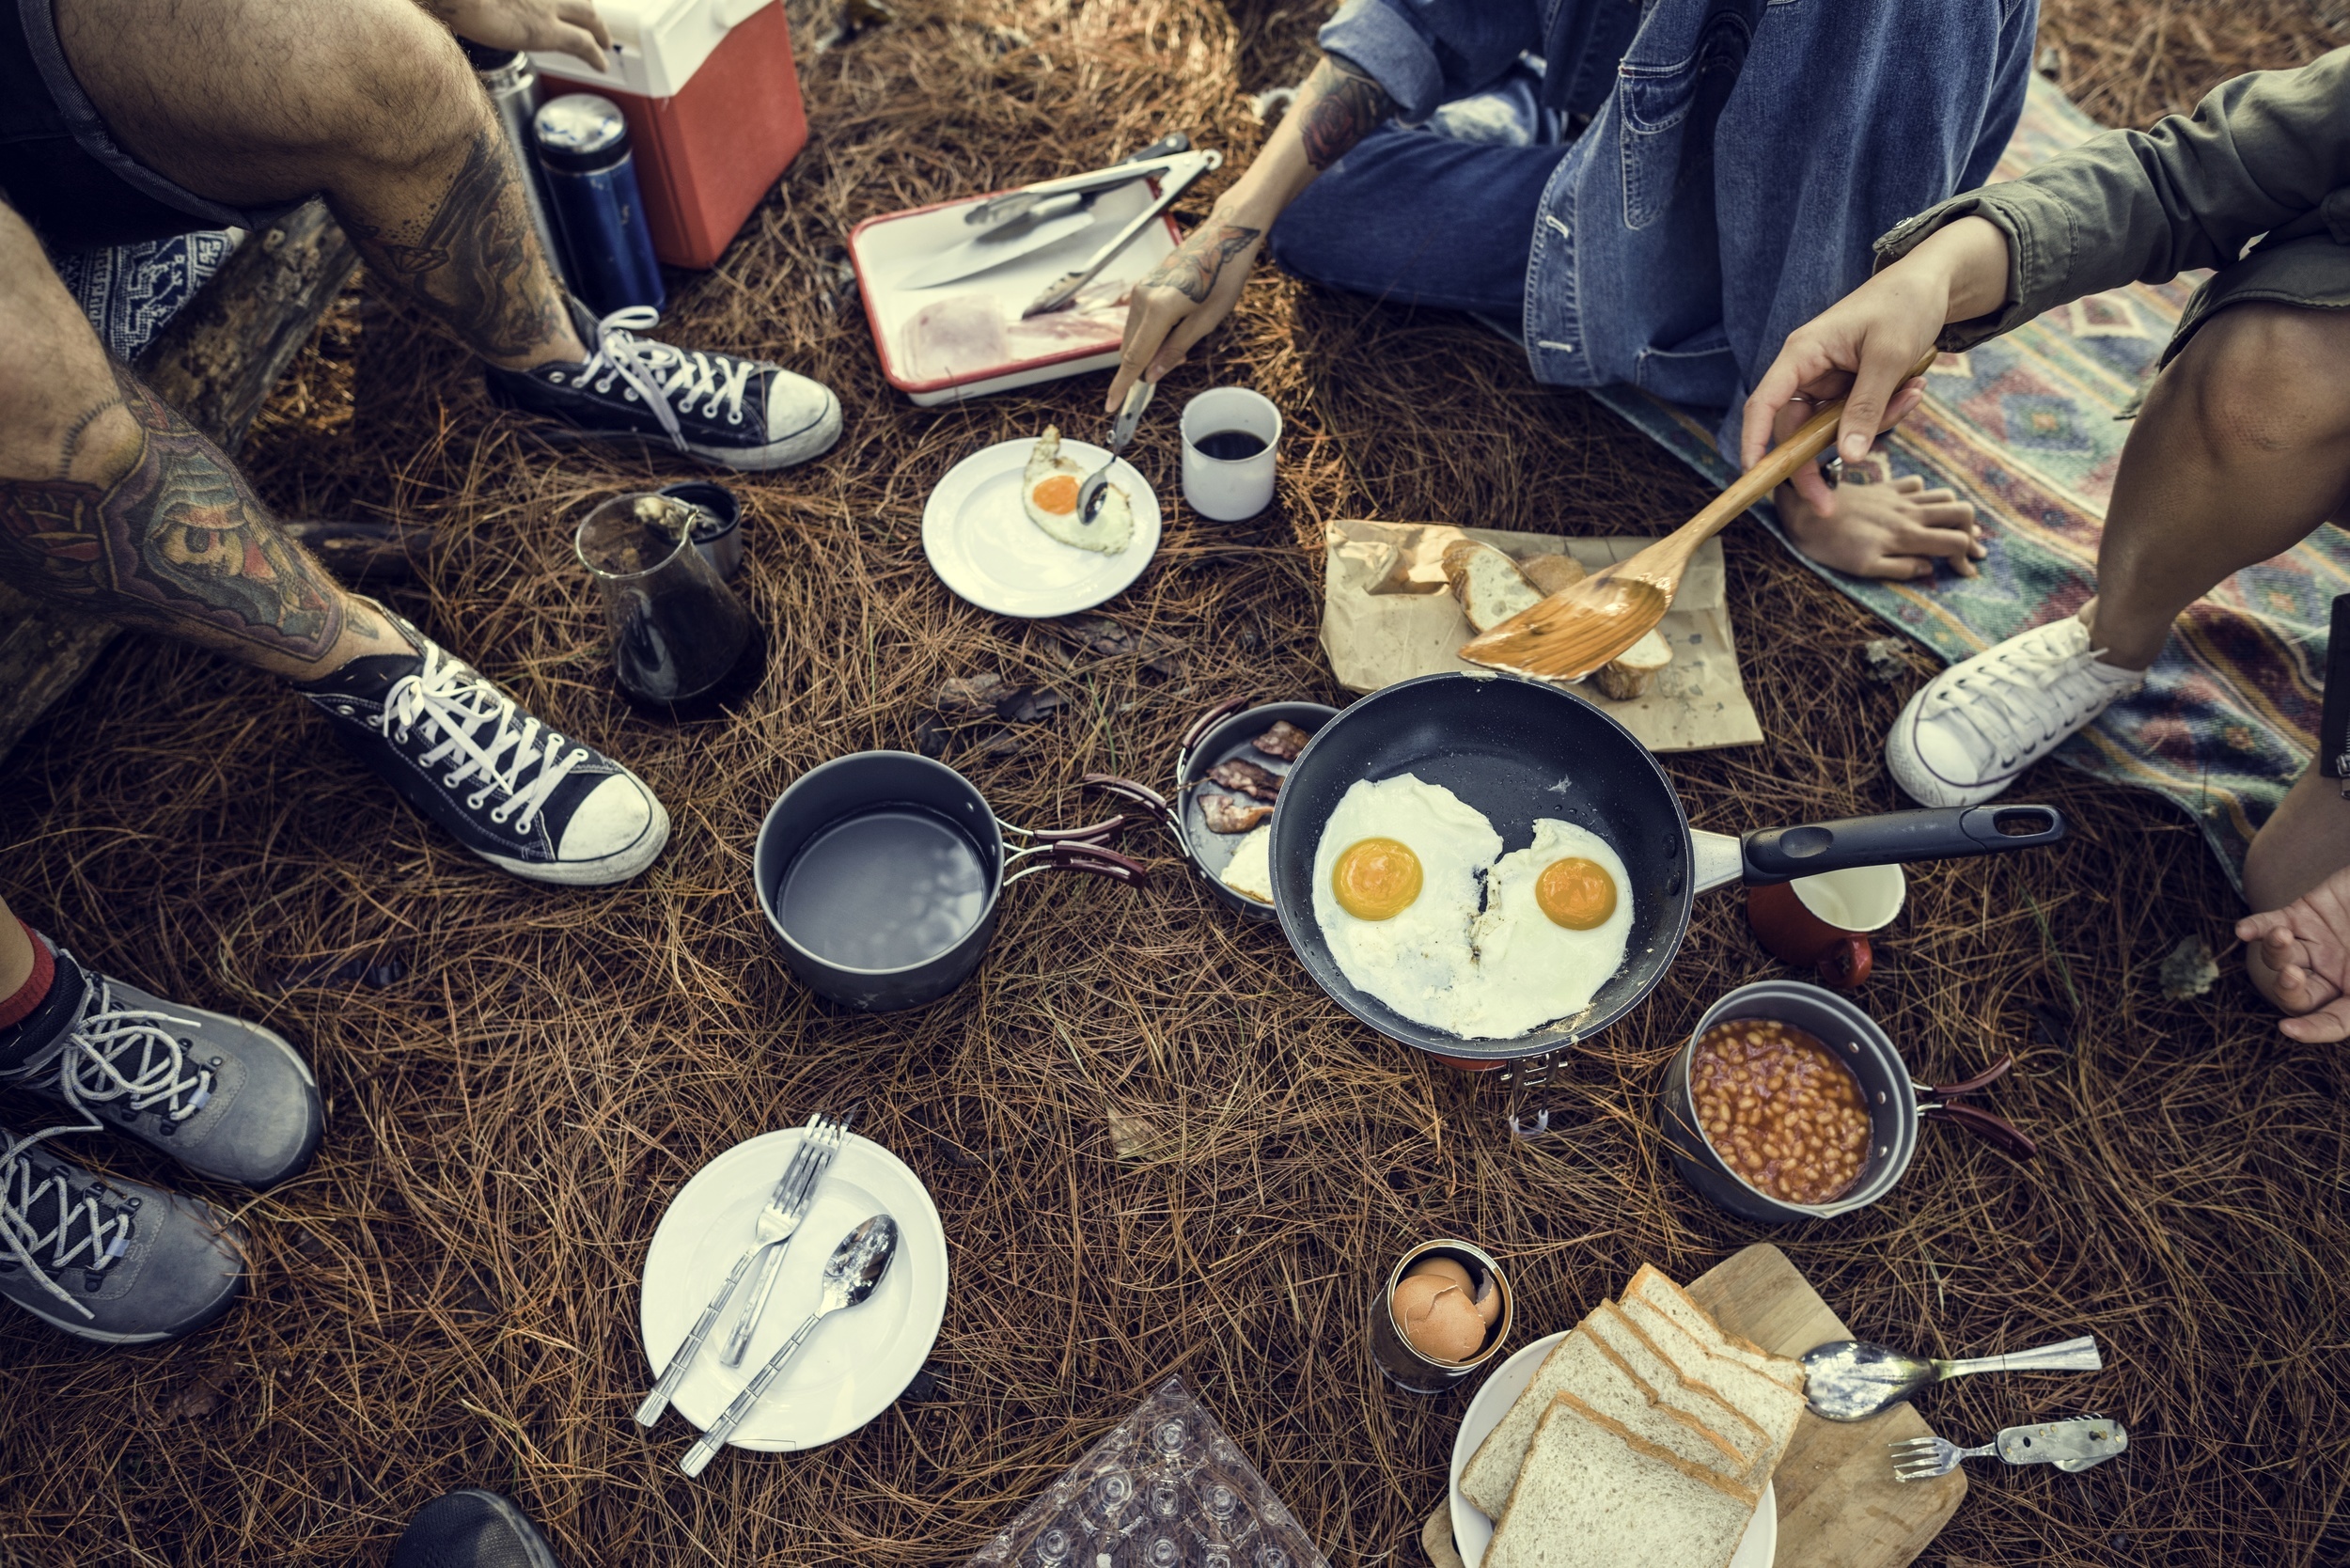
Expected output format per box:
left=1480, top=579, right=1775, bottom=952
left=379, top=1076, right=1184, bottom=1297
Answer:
left=376, top=643, right=590, bottom=836
left=59, top=985, right=213, bottom=1123
left=1928, top=628, right=2124, bottom=768
left=565, top=306, right=758, bottom=452
left=0, top=1123, right=132, bottom=1319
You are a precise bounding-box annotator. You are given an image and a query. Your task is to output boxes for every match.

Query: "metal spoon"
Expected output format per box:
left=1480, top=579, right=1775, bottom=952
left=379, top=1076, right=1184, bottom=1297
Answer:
left=678, top=1215, right=901, bottom=1476
left=1802, top=1333, right=2103, bottom=1422
left=1075, top=379, right=1155, bottom=530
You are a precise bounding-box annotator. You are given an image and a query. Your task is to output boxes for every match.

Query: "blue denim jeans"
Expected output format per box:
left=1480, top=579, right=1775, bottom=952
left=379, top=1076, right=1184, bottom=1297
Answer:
left=1272, top=0, right=2039, bottom=448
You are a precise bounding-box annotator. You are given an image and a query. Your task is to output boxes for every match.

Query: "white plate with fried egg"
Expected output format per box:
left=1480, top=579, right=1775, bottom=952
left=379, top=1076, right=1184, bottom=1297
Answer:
left=921, top=434, right=1161, bottom=618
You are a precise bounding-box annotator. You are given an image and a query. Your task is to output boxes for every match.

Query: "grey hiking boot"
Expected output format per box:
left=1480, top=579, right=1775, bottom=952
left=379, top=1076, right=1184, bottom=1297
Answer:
left=0, top=944, right=322, bottom=1190
left=392, top=1489, right=565, bottom=1568
left=0, top=1124, right=245, bottom=1343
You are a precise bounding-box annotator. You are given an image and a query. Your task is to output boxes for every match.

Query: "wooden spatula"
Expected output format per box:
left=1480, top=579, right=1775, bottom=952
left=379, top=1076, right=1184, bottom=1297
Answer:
left=1460, top=348, right=1941, bottom=682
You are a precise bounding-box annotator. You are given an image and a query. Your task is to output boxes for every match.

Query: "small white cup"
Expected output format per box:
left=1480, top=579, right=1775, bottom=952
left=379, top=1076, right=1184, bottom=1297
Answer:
left=1179, top=386, right=1281, bottom=522
left=1791, top=863, right=1906, bottom=933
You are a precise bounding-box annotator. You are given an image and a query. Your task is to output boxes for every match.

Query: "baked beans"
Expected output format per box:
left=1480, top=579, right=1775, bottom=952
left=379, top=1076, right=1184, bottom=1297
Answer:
left=1690, top=1017, right=1872, bottom=1206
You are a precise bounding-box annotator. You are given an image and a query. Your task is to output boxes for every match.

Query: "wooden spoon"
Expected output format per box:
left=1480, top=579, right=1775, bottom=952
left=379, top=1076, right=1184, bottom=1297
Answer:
left=1460, top=348, right=1942, bottom=682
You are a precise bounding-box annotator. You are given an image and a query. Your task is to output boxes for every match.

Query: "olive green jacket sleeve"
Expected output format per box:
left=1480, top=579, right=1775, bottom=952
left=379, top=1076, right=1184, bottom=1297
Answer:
left=1874, top=47, right=2350, bottom=349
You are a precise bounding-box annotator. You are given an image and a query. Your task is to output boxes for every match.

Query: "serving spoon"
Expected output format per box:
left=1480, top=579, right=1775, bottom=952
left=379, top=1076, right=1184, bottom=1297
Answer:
left=679, top=1214, right=901, bottom=1476
left=1461, top=346, right=1941, bottom=682
left=1076, top=379, right=1156, bottom=529
left=1802, top=1332, right=2104, bottom=1422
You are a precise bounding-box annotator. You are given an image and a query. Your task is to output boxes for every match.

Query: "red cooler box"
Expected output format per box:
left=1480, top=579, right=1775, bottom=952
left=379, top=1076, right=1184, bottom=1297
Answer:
left=531, top=0, right=807, bottom=270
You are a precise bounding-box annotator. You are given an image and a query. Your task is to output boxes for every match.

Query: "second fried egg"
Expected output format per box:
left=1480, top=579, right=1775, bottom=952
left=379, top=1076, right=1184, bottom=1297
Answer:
left=1461, top=818, right=1635, bottom=1039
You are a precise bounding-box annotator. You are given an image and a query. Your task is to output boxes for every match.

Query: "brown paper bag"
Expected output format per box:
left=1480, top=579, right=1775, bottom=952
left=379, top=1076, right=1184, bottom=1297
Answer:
left=1319, top=519, right=1762, bottom=754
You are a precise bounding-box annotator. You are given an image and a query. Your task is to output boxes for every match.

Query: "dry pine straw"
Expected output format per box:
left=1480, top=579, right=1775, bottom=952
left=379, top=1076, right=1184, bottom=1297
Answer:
left=1, top=2, right=2346, bottom=1564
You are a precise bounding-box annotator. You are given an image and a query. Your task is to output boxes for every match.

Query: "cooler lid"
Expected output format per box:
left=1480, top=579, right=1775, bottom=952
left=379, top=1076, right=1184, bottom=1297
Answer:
left=531, top=0, right=775, bottom=99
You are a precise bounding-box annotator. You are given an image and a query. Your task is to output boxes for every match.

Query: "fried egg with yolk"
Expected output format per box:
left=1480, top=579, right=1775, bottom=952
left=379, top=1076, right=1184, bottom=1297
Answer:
left=1461, top=818, right=1635, bottom=1038
left=1022, top=426, right=1135, bottom=555
left=1309, top=775, right=1501, bottom=1029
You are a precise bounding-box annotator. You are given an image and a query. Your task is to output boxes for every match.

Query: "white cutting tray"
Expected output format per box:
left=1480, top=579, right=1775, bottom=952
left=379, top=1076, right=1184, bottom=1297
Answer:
left=850, top=178, right=1182, bottom=406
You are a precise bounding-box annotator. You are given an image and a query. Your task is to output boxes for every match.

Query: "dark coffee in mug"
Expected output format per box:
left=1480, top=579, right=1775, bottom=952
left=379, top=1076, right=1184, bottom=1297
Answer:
left=1192, top=430, right=1268, bottom=461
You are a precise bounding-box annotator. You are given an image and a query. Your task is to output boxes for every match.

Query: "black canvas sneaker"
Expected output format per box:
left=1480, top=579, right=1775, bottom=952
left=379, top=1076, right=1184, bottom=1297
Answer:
left=392, top=1490, right=565, bottom=1568
left=0, top=1124, right=245, bottom=1343
left=299, top=619, right=670, bottom=886
left=0, top=944, right=321, bottom=1189
left=485, top=303, right=841, bottom=471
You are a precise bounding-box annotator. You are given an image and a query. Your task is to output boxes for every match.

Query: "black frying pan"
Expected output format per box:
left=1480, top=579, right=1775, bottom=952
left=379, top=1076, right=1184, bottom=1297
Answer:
left=1267, top=673, right=2066, bottom=1064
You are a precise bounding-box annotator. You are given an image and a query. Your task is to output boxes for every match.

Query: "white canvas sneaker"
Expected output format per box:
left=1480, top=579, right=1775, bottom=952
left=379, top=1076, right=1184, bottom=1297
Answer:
left=1886, top=614, right=2144, bottom=808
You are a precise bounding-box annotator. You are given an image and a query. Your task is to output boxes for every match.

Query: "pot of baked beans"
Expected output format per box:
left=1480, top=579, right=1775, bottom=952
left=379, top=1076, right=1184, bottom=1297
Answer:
left=1659, top=980, right=2035, bottom=1223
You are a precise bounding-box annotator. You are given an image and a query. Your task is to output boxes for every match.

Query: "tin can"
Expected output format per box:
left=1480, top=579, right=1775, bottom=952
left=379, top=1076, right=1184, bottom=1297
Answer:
left=1368, top=1238, right=1513, bottom=1394
left=458, top=39, right=572, bottom=291
left=532, top=93, right=666, bottom=317
left=656, top=480, right=743, bottom=580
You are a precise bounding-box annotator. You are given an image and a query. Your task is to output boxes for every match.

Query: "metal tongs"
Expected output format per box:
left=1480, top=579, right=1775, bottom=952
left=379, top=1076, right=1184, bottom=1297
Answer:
left=962, top=136, right=1222, bottom=319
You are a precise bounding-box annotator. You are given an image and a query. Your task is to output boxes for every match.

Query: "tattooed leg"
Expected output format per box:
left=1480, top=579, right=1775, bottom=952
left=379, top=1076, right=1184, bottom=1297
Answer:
left=0, top=202, right=410, bottom=681
left=55, top=0, right=583, bottom=369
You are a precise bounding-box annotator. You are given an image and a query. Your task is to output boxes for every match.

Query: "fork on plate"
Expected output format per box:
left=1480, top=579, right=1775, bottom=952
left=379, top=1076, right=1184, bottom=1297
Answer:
left=634, top=1110, right=850, bottom=1426
left=718, top=1109, right=853, bottom=1367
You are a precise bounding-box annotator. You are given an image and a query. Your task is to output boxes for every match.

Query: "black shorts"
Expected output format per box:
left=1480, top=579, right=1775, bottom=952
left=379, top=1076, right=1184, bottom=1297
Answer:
left=1, top=0, right=301, bottom=248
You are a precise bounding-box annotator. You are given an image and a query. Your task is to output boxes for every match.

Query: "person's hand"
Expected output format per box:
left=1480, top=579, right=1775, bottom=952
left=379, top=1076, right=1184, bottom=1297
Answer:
left=2238, top=863, right=2350, bottom=1041
left=1104, top=216, right=1265, bottom=413
left=424, top=0, right=611, bottom=71
left=1741, top=215, right=2010, bottom=515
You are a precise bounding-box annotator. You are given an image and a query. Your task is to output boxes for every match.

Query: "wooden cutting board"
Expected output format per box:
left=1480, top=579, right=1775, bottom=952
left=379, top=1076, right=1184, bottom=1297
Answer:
left=1422, top=1244, right=1963, bottom=1568
left=1687, top=1243, right=1965, bottom=1568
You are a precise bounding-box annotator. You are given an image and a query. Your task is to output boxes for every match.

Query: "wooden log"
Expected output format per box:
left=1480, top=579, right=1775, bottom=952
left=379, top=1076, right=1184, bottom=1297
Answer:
left=0, top=200, right=360, bottom=761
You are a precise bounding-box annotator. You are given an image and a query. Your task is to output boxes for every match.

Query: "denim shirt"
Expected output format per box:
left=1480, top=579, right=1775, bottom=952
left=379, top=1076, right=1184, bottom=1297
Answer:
left=1321, top=0, right=2036, bottom=436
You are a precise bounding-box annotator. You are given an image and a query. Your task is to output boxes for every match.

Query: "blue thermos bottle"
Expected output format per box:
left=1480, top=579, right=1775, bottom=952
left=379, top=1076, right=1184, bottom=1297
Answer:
left=531, top=94, right=665, bottom=318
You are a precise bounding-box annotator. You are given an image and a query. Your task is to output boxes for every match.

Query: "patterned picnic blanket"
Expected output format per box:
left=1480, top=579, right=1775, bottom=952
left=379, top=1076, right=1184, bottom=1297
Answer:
left=1595, top=74, right=2345, bottom=886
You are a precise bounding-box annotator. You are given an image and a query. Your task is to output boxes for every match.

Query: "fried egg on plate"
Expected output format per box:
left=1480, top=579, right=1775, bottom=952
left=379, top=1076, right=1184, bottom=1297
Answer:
left=1022, top=426, right=1135, bottom=554
left=1310, top=775, right=1501, bottom=1031
left=1461, top=818, right=1634, bottom=1039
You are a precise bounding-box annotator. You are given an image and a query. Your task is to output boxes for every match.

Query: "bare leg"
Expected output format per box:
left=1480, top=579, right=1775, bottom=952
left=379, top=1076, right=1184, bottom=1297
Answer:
left=0, top=202, right=410, bottom=679
left=0, top=896, right=31, bottom=998
left=55, top=0, right=584, bottom=370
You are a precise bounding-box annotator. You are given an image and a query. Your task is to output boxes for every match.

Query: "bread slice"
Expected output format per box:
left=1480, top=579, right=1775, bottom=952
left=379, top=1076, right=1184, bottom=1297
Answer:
left=1617, top=1298, right=1805, bottom=1491
left=1442, top=540, right=1543, bottom=633
left=1593, top=628, right=1674, bottom=699
left=1518, top=554, right=1587, bottom=595
left=1459, top=1319, right=1747, bottom=1518
left=1624, top=1265, right=1805, bottom=1392
left=1581, top=1302, right=1767, bottom=1465
left=1483, top=1393, right=1760, bottom=1568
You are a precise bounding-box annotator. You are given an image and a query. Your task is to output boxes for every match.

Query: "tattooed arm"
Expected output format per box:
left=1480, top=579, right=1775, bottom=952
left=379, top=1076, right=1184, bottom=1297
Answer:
left=1107, top=54, right=1393, bottom=411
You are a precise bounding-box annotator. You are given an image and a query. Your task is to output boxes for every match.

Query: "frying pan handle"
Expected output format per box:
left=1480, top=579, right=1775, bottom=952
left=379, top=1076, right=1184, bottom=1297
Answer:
left=1739, top=805, right=2066, bottom=886
left=1178, top=696, right=1254, bottom=758
left=1006, top=842, right=1150, bottom=886
left=1920, top=1099, right=2038, bottom=1160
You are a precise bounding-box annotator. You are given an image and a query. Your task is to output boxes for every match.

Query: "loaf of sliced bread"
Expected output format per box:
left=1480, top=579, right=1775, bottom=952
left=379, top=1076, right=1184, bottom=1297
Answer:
left=1483, top=1393, right=1760, bottom=1568
left=1624, top=1264, right=1805, bottom=1392
left=1616, top=1298, right=1805, bottom=1490
left=1442, top=540, right=1544, bottom=633
left=1581, top=1302, right=1767, bottom=1465
left=1459, top=1318, right=1747, bottom=1518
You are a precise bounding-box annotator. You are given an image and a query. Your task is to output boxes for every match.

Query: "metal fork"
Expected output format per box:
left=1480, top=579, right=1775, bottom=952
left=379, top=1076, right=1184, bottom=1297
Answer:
left=634, top=1113, right=836, bottom=1427
left=717, top=1109, right=852, bottom=1367
left=1889, top=1434, right=1994, bottom=1482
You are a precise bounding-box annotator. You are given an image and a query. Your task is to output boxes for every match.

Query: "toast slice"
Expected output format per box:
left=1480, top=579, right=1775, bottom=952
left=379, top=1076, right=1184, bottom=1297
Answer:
left=1459, top=1319, right=1747, bottom=1518
left=1581, top=1302, right=1768, bottom=1464
left=1483, top=1393, right=1760, bottom=1568
left=1625, top=1264, right=1805, bottom=1393
left=1442, top=540, right=1544, bottom=633
left=1617, top=1298, right=1806, bottom=1490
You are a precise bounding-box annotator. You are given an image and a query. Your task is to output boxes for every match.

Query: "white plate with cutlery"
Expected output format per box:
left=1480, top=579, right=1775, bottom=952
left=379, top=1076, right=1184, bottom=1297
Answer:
left=639, top=1129, right=947, bottom=1450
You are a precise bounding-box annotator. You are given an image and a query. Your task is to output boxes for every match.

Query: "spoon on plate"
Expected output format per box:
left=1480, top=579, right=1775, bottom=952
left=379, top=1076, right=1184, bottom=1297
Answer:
left=679, top=1214, right=901, bottom=1476
left=1802, top=1333, right=2103, bottom=1421
left=1076, top=379, right=1156, bottom=529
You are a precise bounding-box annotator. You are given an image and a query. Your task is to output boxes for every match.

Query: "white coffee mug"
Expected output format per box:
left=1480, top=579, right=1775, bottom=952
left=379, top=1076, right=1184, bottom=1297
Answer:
left=1180, top=386, right=1281, bottom=522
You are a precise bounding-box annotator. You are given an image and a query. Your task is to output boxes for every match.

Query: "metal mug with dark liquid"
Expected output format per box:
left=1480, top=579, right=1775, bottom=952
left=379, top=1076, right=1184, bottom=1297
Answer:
left=574, top=493, right=762, bottom=714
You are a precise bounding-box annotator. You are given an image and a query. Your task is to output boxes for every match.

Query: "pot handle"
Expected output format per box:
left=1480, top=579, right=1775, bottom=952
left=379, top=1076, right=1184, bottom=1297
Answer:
left=1740, top=805, right=2066, bottom=886
left=1920, top=1099, right=2039, bottom=1160
left=1006, top=842, right=1150, bottom=886
left=1178, top=695, right=1254, bottom=758
left=1932, top=1052, right=2015, bottom=1098
left=1009, top=814, right=1129, bottom=846
left=1083, top=772, right=1171, bottom=814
